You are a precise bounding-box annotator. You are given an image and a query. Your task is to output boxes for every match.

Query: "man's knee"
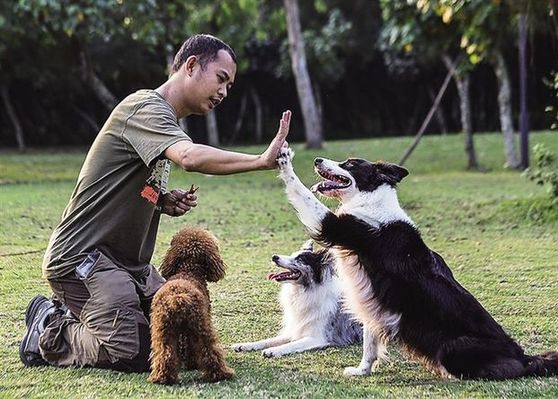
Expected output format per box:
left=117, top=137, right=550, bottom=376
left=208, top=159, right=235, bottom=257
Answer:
left=99, top=322, right=151, bottom=373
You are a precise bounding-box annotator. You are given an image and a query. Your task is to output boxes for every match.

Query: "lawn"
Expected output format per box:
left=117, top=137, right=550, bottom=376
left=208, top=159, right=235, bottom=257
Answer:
left=1, top=131, right=557, bottom=398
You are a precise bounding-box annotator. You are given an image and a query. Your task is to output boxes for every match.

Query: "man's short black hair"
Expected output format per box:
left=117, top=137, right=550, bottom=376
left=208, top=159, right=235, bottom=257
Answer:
left=171, top=34, right=237, bottom=74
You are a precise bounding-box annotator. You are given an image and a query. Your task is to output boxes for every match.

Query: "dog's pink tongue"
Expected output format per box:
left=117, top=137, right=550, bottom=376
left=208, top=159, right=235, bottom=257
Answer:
left=267, top=272, right=279, bottom=281
left=311, top=181, right=335, bottom=192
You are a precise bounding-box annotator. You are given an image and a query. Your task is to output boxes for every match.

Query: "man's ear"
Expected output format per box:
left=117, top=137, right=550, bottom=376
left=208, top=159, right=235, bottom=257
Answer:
left=377, top=162, right=409, bottom=184
left=184, top=55, right=198, bottom=76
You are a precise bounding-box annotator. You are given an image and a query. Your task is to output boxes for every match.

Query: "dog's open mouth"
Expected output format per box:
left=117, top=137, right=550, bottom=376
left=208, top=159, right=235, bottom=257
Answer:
left=267, top=269, right=301, bottom=282
left=311, top=169, right=351, bottom=193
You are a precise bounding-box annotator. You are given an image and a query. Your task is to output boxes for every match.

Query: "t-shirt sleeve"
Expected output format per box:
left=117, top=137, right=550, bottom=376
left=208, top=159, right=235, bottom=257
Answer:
left=122, top=100, right=192, bottom=166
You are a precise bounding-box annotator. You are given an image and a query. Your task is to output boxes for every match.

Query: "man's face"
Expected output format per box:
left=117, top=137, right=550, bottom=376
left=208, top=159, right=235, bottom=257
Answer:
left=187, top=49, right=237, bottom=115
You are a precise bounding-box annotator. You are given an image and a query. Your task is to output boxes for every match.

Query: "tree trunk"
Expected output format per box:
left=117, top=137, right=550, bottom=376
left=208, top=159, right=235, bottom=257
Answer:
left=518, top=13, right=529, bottom=169
left=284, top=0, right=323, bottom=149
left=456, top=74, right=480, bottom=170
left=72, top=105, right=100, bottom=135
left=206, top=110, right=219, bottom=146
left=428, top=87, right=448, bottom=134
left=399, top=65, right=454, bottom=165
left=491, top=50, right=520, bottom=169
left=227, top=92, right=247, bottom=145
left=1, top=84, right=25, bottom=151
left=313, top=81, right=323, bottom=126
left=79, top=52, right=118, bottom=111
left=442, top=56, right=479, bottom=170
left=250, top=86, right=263, bottom=143
left=551, top=0, right=558, bottom=39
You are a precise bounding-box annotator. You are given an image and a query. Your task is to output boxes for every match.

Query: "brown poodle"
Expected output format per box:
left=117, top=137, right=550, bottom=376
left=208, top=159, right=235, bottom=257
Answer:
left=148, top=227, right=234, bottom=385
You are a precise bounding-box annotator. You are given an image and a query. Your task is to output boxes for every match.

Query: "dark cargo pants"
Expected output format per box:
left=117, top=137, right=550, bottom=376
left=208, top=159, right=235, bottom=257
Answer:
left=39, top=250, right=165, bottom=371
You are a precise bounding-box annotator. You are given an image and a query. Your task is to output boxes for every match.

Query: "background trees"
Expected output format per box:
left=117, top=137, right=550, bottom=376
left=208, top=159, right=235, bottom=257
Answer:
left=1, top=0, right=557, bottom=168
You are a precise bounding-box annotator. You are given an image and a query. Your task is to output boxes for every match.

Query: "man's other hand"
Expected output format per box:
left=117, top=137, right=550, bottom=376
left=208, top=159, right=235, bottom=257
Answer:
left=161, top=187, right=198, bottom=217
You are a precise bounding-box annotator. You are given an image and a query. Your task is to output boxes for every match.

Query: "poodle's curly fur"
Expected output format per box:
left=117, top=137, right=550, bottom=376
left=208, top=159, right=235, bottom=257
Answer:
left=148, top=227, right=234, bottom=385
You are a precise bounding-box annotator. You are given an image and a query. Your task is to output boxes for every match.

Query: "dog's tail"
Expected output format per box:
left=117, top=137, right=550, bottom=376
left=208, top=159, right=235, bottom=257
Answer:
left=523, top=351, right=558, bottom=377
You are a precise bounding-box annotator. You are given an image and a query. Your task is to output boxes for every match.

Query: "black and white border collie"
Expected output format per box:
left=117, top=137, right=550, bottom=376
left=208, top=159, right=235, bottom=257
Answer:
left=232, top=240, right=361, bottom=357
left=276, top=147, right=558, bottom=380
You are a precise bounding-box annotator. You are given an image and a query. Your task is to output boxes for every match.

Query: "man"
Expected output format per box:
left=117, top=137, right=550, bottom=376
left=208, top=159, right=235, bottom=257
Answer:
left=20, top=34, right=291, bottom=372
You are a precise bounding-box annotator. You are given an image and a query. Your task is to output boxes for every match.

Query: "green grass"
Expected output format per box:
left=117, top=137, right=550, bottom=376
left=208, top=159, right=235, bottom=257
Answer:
left=1, top=131, right=557, bottom=398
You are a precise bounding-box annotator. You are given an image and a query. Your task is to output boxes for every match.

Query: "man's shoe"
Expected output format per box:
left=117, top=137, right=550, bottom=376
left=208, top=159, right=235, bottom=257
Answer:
left=19, top=295, right=57, bottom=367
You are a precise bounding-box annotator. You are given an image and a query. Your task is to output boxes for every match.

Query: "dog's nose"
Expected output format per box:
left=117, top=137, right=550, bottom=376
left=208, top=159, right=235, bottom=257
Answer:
left=314, top=158, right=323, bottom=165
left=271, top=255, right=279, bottom=262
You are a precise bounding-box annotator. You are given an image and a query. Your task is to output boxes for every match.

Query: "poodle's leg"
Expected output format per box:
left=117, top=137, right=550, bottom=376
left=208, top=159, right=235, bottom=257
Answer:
left=179, top=335, right=198, bottom=370
left=262, top=336, right=329, bottom=358
left=232, top=335, right=291, bottom=352
left=148, top=307, right=180, bottom=384
left=344, top=327, right=382, bottom=377
left=189, top=303, right=234, bottom=382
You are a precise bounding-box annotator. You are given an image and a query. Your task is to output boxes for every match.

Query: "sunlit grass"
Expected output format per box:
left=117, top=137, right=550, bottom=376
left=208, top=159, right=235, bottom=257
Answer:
left=1, top=131, right=557, bottom=398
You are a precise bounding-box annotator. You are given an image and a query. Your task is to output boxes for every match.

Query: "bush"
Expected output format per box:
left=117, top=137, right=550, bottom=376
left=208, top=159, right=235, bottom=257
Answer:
left=523, top=143, right=558, bottom=200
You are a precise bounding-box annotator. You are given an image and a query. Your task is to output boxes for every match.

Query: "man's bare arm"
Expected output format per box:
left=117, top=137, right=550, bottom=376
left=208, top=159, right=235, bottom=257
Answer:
left=165, top=111, right=291, bottom=174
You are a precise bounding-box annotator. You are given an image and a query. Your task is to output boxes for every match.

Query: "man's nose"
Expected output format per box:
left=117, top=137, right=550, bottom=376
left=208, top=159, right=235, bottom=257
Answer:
left=218, top=86, right=227, bottom=99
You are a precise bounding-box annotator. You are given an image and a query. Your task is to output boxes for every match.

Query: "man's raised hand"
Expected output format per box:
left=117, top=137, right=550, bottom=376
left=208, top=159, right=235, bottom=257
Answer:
left=260, top=110, right=291, bottom=169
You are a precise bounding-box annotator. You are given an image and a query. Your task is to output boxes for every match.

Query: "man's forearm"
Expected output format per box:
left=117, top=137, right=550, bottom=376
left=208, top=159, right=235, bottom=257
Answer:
left=173, top=143, right=269, bottom=175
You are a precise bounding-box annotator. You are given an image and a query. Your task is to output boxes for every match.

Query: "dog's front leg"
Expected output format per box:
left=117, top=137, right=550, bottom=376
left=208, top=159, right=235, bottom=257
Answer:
left=232, top=335, right=291, bottom=352
left=277, top=148, right=333, bottom=237
left=343, top=327, right=382, bottom=377
left=262, top=336, right=329, bottom=358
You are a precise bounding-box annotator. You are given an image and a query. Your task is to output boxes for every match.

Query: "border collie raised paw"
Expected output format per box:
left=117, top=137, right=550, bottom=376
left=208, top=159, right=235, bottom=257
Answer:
left=276, top=148, right=558, bottom=380
left=232, top=240, right=361, bottom=358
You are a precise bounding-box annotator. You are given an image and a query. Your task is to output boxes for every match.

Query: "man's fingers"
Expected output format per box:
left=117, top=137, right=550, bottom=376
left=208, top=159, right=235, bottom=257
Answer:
left=277, top=110, right=291, bottom=139
left=176, top=200, right=197, bottom=210
left=283, top=110, right=291, bottom=124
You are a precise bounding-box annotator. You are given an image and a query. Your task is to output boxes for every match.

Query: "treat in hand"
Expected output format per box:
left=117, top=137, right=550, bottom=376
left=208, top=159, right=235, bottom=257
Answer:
left=188, top=184, right=199, bottom=195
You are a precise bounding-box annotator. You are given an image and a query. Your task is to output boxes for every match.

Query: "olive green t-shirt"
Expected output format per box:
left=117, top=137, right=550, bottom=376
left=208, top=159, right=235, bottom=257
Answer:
left=42, top=89, right=191, bottom=280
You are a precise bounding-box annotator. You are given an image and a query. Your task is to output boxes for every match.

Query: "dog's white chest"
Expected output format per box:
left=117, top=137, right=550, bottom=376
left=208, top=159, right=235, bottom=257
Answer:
left=333, top=249, right=400, bottom=341
left=279, top=282, right=339, bottom=340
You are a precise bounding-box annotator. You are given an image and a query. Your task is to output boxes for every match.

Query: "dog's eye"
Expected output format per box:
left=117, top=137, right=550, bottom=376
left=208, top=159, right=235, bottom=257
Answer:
left=344, top=161, right=354, bottom=168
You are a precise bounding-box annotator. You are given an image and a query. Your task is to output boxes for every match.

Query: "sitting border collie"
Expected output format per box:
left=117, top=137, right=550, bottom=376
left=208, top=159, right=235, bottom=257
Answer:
left=232, top=240, right=362, bottom=357
left=275, top=147, right=558, bottom=380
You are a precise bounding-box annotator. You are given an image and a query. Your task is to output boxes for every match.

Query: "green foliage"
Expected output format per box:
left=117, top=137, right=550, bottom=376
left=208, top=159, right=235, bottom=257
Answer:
left=1, top=0, right=557, bottom=147
left=523, top=143, right=558, bottom=199
left=276, top=1, right=381, bottom=81
left=499, top=196, right=558, bottom=225
left=545, top=72, right=558, bottom=130
left=420, top=0, right=552, bottom=65
left=379, top=0, right=472, bottom=77
left=302, top=9, right=353, bottom=82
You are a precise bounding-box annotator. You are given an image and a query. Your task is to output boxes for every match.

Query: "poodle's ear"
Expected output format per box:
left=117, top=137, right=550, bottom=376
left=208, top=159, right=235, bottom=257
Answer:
left=300, top=240, right=314, bottom=252
left=205, top=252, right=227, bottom=282
left=159, top=245, right=181, bottom=280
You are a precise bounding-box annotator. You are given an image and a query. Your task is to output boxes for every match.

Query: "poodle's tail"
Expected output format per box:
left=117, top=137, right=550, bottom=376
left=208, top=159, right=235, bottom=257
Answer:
left=523, top=351, right=558, bottom=377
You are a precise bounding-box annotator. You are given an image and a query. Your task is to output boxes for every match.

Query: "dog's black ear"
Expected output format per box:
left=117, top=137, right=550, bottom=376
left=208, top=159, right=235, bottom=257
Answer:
left=376, top=162, right=408, bottom=184
left=300, top=240, right=314, bottom=252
